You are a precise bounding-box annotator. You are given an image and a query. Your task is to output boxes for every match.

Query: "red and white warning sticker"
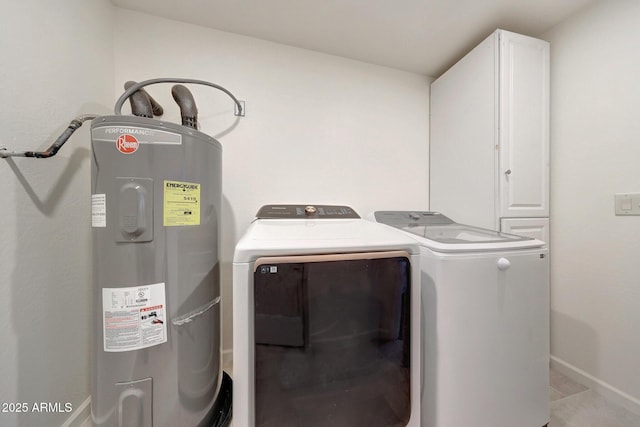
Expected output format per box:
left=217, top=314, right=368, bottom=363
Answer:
left=102, top=282, right=167, bottom=352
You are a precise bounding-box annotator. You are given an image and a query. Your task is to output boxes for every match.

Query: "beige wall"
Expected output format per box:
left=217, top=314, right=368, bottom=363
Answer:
left=0, top=1, right=114, bottom=426
left=544, top=0, right=640, bottom=413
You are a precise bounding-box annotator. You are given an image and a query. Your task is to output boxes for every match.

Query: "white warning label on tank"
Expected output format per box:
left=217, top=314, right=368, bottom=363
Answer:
left=102, top=282, right=168, bottom=352
left=91, top=194, right=106, bottom=227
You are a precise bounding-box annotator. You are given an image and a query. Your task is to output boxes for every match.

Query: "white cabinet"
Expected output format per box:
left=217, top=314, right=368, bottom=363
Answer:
left=430, top=29, right=550, bottom=242
left=501, top=217, right=549, bottom=244
left=498, top=32, right=550, bottom=219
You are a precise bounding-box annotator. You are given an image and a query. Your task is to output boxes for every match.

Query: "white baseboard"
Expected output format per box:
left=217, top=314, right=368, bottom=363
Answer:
left=550, top=355, right=640, bottom=416
left=60, top=396, right=90, bottom=427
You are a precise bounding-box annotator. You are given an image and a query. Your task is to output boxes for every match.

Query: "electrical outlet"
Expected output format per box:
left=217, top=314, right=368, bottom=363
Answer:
left=615, top=193, right=640, bottom=215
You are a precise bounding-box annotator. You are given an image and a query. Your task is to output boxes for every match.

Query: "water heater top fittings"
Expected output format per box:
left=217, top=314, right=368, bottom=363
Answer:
left=0, top=77, right=243, bottom=159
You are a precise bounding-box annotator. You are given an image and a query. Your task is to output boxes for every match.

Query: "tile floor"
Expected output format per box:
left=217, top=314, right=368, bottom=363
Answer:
left=81, top=364, right=640, bottom=426
left=549, top=369, right=640, bottom=427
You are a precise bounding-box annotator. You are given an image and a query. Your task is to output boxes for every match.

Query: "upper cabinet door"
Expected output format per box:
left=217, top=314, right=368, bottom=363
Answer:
left=498, top=31, right=550, bottom=218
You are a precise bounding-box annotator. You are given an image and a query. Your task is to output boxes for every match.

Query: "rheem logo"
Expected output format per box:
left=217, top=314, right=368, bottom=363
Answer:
left=116, top=134, right=139, bottom=154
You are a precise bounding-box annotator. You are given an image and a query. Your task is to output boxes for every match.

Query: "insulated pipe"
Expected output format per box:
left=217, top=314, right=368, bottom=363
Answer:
left=124, top=81, right=164, bottom=116
left=124, top=84, right=153, bottom=118
left=114, top=78, right=243, bottom=117
left=171, top=84, right=198, bottom=129
left=0, top=114, right=98, bottom=158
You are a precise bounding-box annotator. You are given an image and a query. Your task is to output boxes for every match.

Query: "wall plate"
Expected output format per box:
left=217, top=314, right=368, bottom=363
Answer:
left=615, top=193, right=640, bottom=216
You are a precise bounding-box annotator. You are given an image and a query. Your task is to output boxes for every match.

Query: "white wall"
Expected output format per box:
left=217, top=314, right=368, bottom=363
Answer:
left=113, top=10, right=431, bottom=351
left=0, top=6, right=428, bottom=425
left=544, top=0, right=640, bottom=412
left=6, top=0, right=639, bottom=424
left=0, top=1, right=114, bottom=426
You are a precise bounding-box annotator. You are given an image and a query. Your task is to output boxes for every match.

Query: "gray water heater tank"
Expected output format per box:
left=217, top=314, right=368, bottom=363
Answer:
left=90, top=114, right=224, bottom=427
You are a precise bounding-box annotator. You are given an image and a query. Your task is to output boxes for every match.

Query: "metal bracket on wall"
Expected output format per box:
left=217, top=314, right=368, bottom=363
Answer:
left=234, top=100, right=246, bottom=117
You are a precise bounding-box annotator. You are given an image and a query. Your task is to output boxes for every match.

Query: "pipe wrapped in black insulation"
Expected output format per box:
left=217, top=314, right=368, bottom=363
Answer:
left=124, top=81, right=164, bottom=116
left=124, top=81, right=154, bottom=118
left=171, top=84, right=198, bottom=129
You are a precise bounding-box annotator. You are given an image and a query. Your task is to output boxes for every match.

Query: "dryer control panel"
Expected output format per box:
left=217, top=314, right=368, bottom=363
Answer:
left=256, top=204, right=360, bottom=219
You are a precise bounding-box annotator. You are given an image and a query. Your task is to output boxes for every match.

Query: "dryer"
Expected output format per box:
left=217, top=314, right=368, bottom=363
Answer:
left=233, top=205, right=421, bottom=427
left=372, top=211, right=549, bottom=427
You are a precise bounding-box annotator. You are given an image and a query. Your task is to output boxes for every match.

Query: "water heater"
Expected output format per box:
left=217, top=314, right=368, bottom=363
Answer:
left=1, top=78, right=242, bottom=427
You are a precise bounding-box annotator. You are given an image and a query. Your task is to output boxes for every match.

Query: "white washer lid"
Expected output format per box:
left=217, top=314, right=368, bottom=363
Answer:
left=372, top=211, right=545, bottom=252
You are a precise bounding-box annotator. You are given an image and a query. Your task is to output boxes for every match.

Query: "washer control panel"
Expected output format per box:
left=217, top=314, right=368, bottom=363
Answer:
left=256, top=204, right=360, bottom=219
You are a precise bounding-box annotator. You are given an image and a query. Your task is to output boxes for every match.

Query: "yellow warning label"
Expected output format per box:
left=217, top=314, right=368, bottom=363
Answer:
left=164, top=180, right=201, bottom=226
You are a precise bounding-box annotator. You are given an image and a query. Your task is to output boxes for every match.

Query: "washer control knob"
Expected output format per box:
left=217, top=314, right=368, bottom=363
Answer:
left=304, top=206, right=317, bottom=216
left=409, top=212, right=421, bottom=221
left=497, top=258, right=511, bottom=271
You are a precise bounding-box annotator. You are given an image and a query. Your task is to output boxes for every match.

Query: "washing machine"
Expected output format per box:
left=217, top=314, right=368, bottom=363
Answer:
left=372, top=211, right=549, bottom=427
left=233, top=204, right=421, bottom=427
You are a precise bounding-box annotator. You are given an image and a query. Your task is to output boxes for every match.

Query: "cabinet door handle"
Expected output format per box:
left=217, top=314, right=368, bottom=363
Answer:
left=505, top=169, right=512, bottom=176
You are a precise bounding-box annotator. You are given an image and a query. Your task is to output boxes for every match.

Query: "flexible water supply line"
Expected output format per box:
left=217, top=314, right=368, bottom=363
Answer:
left=0, top=114, right=98, bottom=158
left=114, top=78, right=243, bottom=116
